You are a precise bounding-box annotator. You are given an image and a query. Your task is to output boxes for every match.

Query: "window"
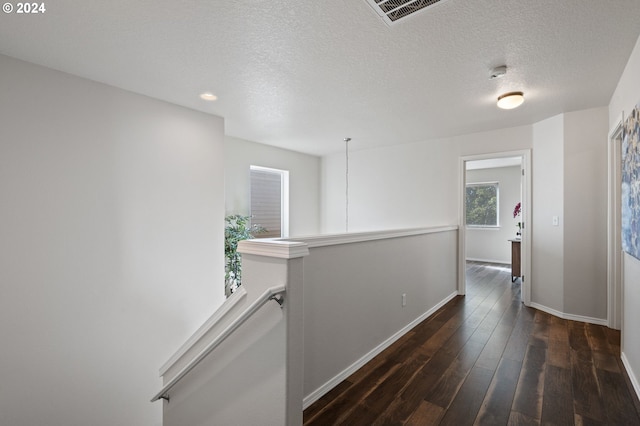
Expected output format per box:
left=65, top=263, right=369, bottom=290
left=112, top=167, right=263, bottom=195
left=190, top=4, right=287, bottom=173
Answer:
left=250, top=166, right=289, bottom=238
left=466, top=182, right=499, bottom=227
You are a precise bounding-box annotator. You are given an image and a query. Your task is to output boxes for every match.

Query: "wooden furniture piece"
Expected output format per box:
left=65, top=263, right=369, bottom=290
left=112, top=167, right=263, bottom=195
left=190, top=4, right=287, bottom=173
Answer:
left=509, top=239, right=521, bottom=282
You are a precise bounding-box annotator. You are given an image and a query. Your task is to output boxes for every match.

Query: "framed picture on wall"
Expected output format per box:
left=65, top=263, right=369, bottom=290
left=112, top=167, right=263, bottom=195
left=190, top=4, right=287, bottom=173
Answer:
left=622, top=102, right=640, bottom=260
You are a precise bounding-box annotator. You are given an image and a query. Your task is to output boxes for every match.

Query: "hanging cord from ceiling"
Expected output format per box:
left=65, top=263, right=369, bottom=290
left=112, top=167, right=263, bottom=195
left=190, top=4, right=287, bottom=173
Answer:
left=345, top=137, right=351, bottom=233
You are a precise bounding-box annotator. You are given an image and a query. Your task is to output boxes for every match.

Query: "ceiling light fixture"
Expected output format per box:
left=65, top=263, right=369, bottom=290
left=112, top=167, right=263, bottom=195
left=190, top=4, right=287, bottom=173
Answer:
left=199, top=92, right=218, bottom=101
left=497, top=91, right=524, bottom=109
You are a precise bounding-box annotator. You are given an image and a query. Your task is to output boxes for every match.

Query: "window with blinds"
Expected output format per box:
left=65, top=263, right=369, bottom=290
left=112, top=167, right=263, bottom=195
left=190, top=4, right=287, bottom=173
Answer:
left=250, top=166, right=289, bottom=238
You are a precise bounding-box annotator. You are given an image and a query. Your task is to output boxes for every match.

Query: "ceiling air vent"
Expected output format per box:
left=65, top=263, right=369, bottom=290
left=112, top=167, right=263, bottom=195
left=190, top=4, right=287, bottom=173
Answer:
left=365, top=0, right=447, bottom=26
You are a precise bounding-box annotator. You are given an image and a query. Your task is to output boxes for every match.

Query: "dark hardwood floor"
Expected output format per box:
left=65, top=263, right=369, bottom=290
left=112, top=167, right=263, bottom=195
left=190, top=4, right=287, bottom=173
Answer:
left=303, top=261, right=640, bottom=425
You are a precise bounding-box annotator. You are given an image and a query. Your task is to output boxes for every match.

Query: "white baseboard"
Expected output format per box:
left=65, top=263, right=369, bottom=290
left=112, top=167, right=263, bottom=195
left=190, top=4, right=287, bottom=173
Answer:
left=529, top=302, right=608, bottom=326
left=621, top=352, right=640, bottom=401
left=302, top=291, right=458, bottom=409
left=466, top=257, right=510, bottom=265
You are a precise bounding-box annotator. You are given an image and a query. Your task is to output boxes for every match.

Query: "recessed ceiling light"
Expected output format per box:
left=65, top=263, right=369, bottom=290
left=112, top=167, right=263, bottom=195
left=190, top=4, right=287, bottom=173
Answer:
left=497, top=91, right=524, bottom=109
left=199, top=92, right=217, bottom=101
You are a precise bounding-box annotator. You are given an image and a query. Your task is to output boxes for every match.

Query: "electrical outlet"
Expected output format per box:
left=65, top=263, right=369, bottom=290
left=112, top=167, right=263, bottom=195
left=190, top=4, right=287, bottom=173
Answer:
left=552, top=216, right=559, bottom=226
left=402, top=293, right=407, bottom=307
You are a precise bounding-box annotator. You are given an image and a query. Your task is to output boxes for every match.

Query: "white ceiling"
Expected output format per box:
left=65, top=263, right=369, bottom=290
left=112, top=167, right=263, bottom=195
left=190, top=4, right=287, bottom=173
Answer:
left=1, top=1, right=640, bottom=156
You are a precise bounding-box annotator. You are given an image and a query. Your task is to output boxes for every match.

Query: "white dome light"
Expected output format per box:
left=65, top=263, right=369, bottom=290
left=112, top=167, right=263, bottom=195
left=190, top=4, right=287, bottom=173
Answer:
left=497, top=92, right=524, bottom=109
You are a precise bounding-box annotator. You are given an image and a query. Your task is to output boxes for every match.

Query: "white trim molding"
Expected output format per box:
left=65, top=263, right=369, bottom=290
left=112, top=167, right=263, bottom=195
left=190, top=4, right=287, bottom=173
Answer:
left=607, top=117, right=624, bottom=330
left=238, top=239, right=309, bottom=259
left=286, top=226, right=458, bottom=249
left=466, top=258, right=510, bottom=265
left=621, top=352, right=640, bottom=401
left=529, top=302, right=608, bottom=326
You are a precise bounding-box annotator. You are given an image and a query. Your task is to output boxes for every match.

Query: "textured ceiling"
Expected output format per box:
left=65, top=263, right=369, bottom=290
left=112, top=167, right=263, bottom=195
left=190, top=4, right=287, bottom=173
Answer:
left=1, top=1, right=640, bottom=156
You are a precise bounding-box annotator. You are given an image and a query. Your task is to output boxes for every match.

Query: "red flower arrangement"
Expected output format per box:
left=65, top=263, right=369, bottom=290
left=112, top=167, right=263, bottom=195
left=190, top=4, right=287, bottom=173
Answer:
left=513, top=202, right=522, bottom=237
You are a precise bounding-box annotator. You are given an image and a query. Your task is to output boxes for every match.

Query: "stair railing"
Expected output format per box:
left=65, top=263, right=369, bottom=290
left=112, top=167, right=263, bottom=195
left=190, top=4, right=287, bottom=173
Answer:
left=151, top=284, right=286, bottom=403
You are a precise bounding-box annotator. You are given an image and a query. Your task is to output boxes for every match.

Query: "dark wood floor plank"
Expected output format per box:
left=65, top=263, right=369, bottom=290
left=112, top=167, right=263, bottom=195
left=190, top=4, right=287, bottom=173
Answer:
left=591, top=351, right=620, bottom=373
left=404, top=400, right=444, bottom=426
left=347, top=350, right=389, bottom=384
left=530, top=310, right=550, bottom=348
left=474, top=321, right=514, bottom=371
left=606, top=327, right=621, bottom=353
left=511, top=344, right=546, bottom=421
left=302, top=379, right=353, bottom=423
left=303, top=262, right=640, bottom=426
left=475, top=358, right=522, bottom=425
left=547, top=315, right=571, bottom=369
left=471, top=289, right=520, bottom=353
left=574, top=413, right=607, bottom=426
left=571, top=349, right=605, bottom=423
left=438, top=366, right=494, bottom=426
left=424, top=339, right=485, bottom=408
left=389, top=302, right=467, bottom=363
left=366, top=317, right=490, bottom=425
left=585, top=322, right=611, bottom=354
left=540, top=364, right=573, bottom=425
left=373, top=329, right=416, bottom=363
left=597, top=368, right=640, bottom=425
left=569, top=320, right=590, bottom=353
left=340, top=356, right=428, bottom=425
left=304, top=359, right=401, bottom=426
left=372, top=341, right=469, bottom=424
left=419, top=300, right=491, bottom=360
left=502, top=306, right=536, bottom=363
left=507, top=411, right=539, bottom=426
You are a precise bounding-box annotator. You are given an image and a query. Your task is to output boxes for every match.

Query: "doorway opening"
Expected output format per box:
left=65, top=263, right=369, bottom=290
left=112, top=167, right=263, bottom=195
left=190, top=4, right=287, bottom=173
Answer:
left=458, top=150, right=532, bottom=306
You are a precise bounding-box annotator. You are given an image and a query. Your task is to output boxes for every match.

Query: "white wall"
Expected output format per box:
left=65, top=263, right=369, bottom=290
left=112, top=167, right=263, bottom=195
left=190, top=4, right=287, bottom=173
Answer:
left=456, top=125, right=533, bottom=157
left=623, top=253, right=640, bottom=396
left=466, top=166, right=521, bottom=264
left=531, top=115, right=565, bottom=313
left=563, top=108, right=609, bottom=319
left=300, top=229, right=458, bottom=405
left=610, top=33, right=640, bottom=398
left=0, top=55, right=225, bottom=426
left=321, top=139, right=459, bottom=233
left=225, top=136, right=321, bottom=237
left=610, top=35, right=640, bottom=130
left=321, top=116, right=613, bottom=321
left=527, top=107, right=609, bottom=320
left=321, top=125, right=534, bottom=234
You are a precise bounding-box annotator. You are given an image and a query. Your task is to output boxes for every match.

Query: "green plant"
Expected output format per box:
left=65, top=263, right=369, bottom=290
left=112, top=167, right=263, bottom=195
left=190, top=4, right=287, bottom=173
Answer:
left=224, top=214, right=266, bottom=296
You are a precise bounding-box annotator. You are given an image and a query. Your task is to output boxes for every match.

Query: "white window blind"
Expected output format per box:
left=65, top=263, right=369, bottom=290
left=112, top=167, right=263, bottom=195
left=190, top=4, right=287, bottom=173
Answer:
left=250, top=166, right=289, bottom=238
